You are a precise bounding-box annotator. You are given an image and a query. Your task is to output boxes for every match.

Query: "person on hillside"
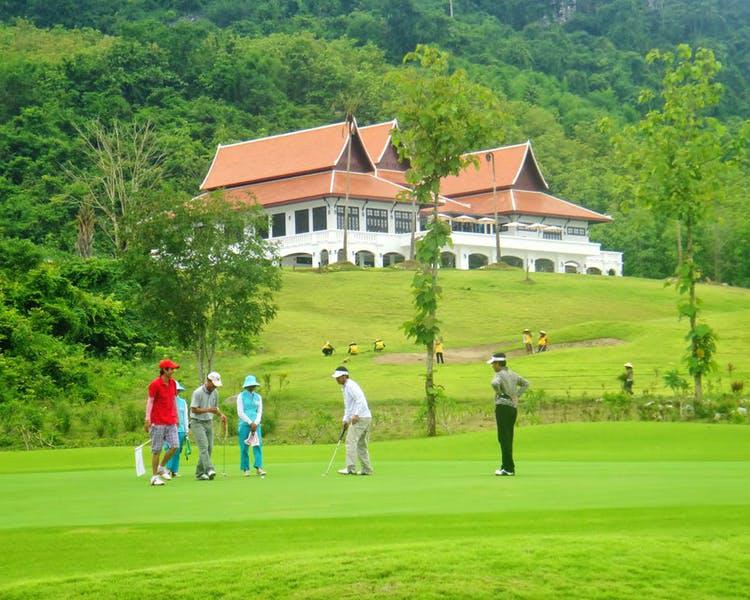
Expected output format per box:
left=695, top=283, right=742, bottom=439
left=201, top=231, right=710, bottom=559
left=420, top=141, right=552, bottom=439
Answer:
left=321, top=341, right=335, bottom=357
left=523, top=329, right=533, bottom=354
left=622, top=362, right=634, bottom=395
left=537, top=330, right=549, bottom=353
left=190, top=372, right=227, bottom=481
left=144, top=359, right=181, bottom=487
left=237, top=374, right=266, bottom=477
left=373, top=338, right=386, bottom=352
left=165, top=380, right=190, bottom=478
left=347, top=342, right=359, bottom=355
left=435, top=338, right=445, bottom=364
left=332, top=366, right=373, bottom=476
left=487, top=352, right=529, bottom=477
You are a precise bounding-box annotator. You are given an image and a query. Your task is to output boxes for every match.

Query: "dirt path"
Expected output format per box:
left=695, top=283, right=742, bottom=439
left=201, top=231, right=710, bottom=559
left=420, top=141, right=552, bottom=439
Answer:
left=373, top=338, right=625, bottom=365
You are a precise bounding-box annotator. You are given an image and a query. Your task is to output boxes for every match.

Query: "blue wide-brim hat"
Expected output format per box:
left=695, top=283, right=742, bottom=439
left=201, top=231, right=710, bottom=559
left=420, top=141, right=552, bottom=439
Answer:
left=243, top=374, right=260, bottom=388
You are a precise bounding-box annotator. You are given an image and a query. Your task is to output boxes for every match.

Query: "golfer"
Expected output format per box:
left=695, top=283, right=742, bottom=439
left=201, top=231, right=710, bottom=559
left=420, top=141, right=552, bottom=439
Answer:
left=332, top=366, right=373, bottom=475
left=237, top=374, right=266, bottom=477
left=144, top=359, right=181, bottom=486
left=165, top=380, right=190, bottom=477
left=190, top=371, right=227, bottom=481
left=487, top=352, right=529, bottom=476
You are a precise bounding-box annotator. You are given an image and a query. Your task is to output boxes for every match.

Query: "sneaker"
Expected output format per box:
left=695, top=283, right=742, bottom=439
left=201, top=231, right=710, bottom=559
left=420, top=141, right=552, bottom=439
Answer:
left=256, top=468, right=266, bottom=477
left=150, top=475, right=165, bottom=486
left=171, top=471, right=180, bottom=478
left=358, top=471, right=373, bottom=476
left=157, top=466, right=172, bottom=481
left=196, top=473, right=210, bottom=480
left=207, top=469, right=216, bottom=480
left=494, top=469, right=515, bottom=476
left=242, top=470, right=251, bottom=477
left=337, top=468, right=356, bottom=475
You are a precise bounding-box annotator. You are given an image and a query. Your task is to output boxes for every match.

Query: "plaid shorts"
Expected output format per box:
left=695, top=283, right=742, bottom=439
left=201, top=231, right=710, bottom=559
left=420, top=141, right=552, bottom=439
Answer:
left=150, top=424, right=179, bottom=454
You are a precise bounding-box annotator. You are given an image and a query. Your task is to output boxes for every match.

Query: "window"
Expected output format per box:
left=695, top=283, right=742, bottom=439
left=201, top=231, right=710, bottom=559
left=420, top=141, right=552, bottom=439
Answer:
left=336, top=206, right=359, bottom=230
left=566, top=226, right=587, bottom=236
left=312, top=206, right=327, bottom=231
left=295, top=209, right=309, bottom=234
left=543, top=231, right=562, bottom=240
left=451, top=221, right=484, bottom=234
left=366, top=208, right=389, bottom=233
left=395, top=210, right=412, bottom=234
left=271, top=213, right=286, bottom=237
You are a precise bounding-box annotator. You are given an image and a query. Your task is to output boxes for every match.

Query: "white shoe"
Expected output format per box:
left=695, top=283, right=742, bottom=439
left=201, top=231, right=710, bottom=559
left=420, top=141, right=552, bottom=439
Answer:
left=157, top=466, right=172, bottom=481
left=495, top=469, right=515, bottom=476
left=256, top=468, right=266, bottom=477
left=207, top=469, right=216, bottom=480
left=196, top=473, right=210, bottom=480
left=150, top=475, right=165, bottom=486
left=242, top=470, right=251, bottom=477
left=337, top=468, right=356, bottom=475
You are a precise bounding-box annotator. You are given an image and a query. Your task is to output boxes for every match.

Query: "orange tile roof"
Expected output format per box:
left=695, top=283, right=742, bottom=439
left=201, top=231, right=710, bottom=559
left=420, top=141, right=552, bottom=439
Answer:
left=376, top=169, right=409, bottom=186
left=428, top=190, right=610, bottom=222
left=359, top=120, right=397, bottom=164
left=208, top=171, right=413, bottom=208
left=439, top=142, right=537, bottom=197
left=201, top=121, right=362, bottom=191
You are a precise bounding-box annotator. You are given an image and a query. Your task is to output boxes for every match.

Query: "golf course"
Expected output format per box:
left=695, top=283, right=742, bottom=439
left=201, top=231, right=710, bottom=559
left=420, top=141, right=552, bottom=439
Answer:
left=1, top=423, right=749, bottom=598
left=1, top=270, right=750, bottom=598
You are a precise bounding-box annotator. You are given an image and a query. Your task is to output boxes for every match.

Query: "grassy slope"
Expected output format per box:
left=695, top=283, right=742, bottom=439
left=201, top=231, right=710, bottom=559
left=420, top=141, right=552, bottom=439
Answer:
left=207, top=270, right=750, bottom=411
left=1, top=423, right=749, bottom=598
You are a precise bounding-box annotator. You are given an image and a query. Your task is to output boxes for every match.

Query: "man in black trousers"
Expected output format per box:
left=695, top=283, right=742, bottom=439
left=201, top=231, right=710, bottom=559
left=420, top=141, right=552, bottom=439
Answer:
left=487, top=352, right=529, bottom=476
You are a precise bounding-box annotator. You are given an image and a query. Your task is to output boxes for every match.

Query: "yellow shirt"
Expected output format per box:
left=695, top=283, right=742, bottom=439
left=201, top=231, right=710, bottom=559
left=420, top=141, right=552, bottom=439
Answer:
left=538, top=335, right=548, bottom=347
left=522, top=334, right=532, bottom=345
left=434, top=341, right=444, bottom=353
left=348, top=344, right=359, bottom=355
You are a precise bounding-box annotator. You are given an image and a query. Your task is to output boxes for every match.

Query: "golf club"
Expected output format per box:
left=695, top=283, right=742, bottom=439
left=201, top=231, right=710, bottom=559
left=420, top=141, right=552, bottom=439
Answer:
left=222, top=420, right=228, bottom=477
left=322, top=425, right=347, bottom=477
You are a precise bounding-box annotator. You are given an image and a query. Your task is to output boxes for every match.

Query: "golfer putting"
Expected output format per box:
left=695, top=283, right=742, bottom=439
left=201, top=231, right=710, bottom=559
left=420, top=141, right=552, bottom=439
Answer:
left=332, top=366, right=373, bottom=476
left=487, top=352, right=529, bottom=476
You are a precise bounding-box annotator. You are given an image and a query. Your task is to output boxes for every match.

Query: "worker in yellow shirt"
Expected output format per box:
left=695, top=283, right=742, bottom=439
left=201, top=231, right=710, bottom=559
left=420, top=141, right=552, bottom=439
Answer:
left=347, top=342, right=359, bottom=355
left=434, top=338, right=444, bottom=364
left=373, top=339, right=385, bottom=352
left=537, top=330, right=549, bottom=353
left=321, top=341, right=335, bottom=357
left=522, top=329, right=533, bottom=354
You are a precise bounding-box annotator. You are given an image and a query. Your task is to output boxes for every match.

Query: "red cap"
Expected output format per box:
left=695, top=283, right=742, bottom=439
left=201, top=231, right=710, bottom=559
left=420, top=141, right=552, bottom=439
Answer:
left=159, top=359, right=180, bottom=370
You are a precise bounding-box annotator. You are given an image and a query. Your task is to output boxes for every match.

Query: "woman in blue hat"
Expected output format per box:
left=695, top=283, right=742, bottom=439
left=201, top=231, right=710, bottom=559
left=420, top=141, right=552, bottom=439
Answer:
left=166, top=380, right=190, bottom=477
left=237, top=374, right=266, bottom=477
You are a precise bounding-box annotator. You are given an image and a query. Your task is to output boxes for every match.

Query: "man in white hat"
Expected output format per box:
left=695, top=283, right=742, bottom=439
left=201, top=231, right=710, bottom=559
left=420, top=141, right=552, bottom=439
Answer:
left=487, top=352, right=529, bottom=476
left=190, top=371, right=227, bottom=480
left=332, top=366, right=373, bottom=475
left=622, top=362, right=634, bottom=395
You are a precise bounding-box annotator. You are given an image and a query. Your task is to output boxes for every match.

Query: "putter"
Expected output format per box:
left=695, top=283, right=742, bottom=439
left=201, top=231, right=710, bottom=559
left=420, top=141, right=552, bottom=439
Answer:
left=221, top=421, right=228, bottom=477
left=322, top=426, right=347, bottom=477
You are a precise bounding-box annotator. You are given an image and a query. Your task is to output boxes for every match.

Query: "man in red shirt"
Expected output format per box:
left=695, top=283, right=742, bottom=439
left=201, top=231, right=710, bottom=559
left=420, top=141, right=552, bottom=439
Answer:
left=145, top=359, right=181, bottom=486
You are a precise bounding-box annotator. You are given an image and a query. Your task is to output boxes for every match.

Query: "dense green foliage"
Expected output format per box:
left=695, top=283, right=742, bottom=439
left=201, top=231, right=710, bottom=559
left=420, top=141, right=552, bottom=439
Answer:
left=0, top=1, right=749, bottom=418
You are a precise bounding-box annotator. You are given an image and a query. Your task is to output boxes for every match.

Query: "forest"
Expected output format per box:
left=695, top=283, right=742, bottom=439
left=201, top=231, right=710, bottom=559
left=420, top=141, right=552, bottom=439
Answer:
left=0, top=0, right=749, bottom=424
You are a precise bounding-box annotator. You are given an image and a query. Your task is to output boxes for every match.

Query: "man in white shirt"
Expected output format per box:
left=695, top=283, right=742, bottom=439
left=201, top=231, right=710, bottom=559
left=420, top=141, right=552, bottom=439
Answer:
left=332, top=366, right=373, bottom=475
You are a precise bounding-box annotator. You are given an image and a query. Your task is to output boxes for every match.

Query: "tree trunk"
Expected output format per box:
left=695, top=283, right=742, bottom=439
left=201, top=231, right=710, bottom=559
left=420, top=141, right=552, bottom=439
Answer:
left=676, top=220, right=682, bottom=266
left=409, top=193, right=416, bottom=260
left=425, top=193, right=440, bottom=437
left=686, top=221, right=702, bottom=402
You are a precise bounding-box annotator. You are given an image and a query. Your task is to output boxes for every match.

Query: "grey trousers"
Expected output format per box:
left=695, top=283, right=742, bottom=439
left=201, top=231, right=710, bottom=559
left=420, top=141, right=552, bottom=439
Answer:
left=345, top=417, right=372, bottom=474
left=191, top=418, right=214, bottom=476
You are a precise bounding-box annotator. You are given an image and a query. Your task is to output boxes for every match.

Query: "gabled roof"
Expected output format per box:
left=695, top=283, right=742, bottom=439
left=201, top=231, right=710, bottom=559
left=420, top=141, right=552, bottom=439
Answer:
left=430, top=190, right=610, bottom=223
left=439, top=142, right=549, bottom=197
left=359, top=120, right=397, bottom=164
left=200, top=120, right=375, bottom=191
left=205, top=171, right=414, bottom=209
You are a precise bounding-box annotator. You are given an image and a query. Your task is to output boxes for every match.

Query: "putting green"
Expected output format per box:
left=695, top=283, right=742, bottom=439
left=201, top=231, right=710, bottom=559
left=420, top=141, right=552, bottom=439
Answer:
left=1, top=422, right=749, bottom=598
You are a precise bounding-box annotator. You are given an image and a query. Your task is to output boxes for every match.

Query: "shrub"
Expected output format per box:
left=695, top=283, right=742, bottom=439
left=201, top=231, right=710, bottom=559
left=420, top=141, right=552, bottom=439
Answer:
left=122, top=402, right=143, bottom=432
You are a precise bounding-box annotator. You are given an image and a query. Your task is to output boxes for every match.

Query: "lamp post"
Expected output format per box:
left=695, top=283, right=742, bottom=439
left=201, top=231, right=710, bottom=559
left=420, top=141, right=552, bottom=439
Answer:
left=485, top=152, right=500, bottom=263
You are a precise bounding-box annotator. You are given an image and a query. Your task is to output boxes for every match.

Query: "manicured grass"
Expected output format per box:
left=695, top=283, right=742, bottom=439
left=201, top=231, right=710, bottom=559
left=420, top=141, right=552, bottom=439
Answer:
left=1, top=423, right=748, bottom=598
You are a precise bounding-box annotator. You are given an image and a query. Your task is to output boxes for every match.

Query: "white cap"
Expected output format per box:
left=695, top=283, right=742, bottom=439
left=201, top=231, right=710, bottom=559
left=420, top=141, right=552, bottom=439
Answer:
left=207, top=371, right=223, bottom=387
left=486, top=354, right=507, bottom=365
left=624, top=362, right=633, bottom=368
left=332, top=367, right=349, bottom=378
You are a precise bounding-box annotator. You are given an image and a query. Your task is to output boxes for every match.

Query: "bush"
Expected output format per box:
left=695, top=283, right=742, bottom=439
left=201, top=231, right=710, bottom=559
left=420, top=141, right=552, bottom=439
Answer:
left=122, top=402, right=143, bottom=432
left=603, top=392, right=631, bottom=420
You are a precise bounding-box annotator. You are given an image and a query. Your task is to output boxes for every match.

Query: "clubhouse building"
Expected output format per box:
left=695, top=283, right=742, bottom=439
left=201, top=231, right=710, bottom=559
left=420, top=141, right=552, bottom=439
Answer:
left=199, top=120, right=622, bottom=274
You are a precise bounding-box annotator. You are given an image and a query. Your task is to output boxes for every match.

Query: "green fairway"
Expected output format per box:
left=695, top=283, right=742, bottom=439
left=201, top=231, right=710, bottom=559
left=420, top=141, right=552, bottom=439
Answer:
left=2, top=422, right=749, bottom=598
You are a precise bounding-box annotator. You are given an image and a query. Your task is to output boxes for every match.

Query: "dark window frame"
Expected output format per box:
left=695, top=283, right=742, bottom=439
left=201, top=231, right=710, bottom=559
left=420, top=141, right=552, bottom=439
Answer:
left=271, top=213, right=286, bottom=238
left=336, top=206, right=359, bottom=230
left=295, top=208, right=310, bottom=234
left=394, top=210, right=412, bottom=234
left=312, top=206, right=327, bottom=231
left=365, top=207, right=389, bottom=233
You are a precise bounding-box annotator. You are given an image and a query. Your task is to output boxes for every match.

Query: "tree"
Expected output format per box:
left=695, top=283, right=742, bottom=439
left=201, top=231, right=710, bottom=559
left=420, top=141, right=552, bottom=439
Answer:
left=615, top=45, right=744, bottom=400
left=129, top=193, right=282, bottom=381
left=388, top=45, right=503, bottom=436
left=67, top=120, right=166, bottom=257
